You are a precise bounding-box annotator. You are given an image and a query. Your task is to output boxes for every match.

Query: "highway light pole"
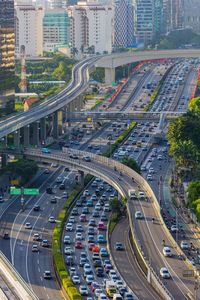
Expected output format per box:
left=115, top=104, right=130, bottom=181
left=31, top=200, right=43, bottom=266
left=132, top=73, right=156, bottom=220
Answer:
left=176, top=207, right=179, bottom=242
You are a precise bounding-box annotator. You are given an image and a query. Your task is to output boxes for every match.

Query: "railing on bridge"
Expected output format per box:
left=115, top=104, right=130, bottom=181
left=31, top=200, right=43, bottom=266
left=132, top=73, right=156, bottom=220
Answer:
left=0, top=251, right=39, bottom=300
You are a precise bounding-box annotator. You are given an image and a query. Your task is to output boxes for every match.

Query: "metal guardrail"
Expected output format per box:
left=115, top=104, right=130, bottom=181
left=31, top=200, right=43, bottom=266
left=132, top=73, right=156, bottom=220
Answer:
left=23, top=148, right=175, bottom=300
left=0, top=251, right=39, bottom=300
left=5, top=147, right=194, bottom=299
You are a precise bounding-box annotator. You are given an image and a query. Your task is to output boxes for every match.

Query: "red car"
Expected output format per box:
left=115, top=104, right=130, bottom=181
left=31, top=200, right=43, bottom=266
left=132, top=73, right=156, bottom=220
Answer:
left=75, top=241, right=83, bottom=249
left=88, top=243, right=95, bottom=251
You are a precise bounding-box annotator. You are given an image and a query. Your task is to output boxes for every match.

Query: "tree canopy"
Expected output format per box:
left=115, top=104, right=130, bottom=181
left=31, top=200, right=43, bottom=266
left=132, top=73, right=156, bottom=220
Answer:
left=167, top=111, right=200, bottom=168
left=156, top=29, right=200, bottom=50
left=121, top=156, right=141, bottom=174
left=4, top=159, right=38, bottom=185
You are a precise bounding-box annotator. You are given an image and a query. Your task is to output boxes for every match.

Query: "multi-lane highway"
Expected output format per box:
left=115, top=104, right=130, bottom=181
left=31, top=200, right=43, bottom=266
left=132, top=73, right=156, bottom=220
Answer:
left=0, top=57, right=199, bottom=300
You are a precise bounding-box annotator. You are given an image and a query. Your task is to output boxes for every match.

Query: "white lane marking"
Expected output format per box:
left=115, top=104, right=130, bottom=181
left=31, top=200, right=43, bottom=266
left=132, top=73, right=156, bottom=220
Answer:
left=25, top=214, right=41, bottom=291
left=10, top=167, right=60, bottom=264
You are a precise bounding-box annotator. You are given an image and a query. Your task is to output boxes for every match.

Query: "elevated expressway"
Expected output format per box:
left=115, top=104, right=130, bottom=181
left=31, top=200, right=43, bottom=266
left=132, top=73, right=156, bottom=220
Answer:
left=0, top=49, right=200, bottom=143
left=96, top=49, right=200, bottom=84
left=8, top=147, right=196, bottom=300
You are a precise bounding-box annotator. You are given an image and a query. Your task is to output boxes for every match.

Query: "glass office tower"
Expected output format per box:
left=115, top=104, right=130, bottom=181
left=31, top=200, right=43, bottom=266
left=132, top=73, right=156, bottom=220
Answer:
left=0, top=0, right=15, bottom=115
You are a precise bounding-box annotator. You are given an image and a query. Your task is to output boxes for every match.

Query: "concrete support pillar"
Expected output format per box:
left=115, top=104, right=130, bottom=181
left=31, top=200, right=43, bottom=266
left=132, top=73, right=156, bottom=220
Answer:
left=40, top=117, right=47, bottom=144
left=105, top=67, right=115, bottom=85
left=23, top=125, right=30, bottom=147
left=14, top=130, right=20, bottom=148
left=1, top=154, right=7, bottom=168
left=32, top=121, right=40, bottom=146
left=1, top=136, right=7, bottom=149
left=58, top=110, right=63, bottom=135
left=66, top=104, right=72, bottom=127
left=78, top=170, right=84, bottom=187
left=53, top=111, right=59, bottom=139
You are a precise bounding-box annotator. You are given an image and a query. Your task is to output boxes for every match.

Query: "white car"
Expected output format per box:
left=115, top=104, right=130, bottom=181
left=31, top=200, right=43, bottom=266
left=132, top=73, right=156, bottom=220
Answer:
left=170, top=225, right=178, bottom=232
left=25, top=222, right=32, bottom=229
left=64, top=247, right=74, bottom=255
left=56, top=177, right=62, bottom=183
left=66, top=223, right=73, bottom=231
left=147, top=174, right=153, bottom=181
left=75, top=232, right=83, bottom=240
left=98, top=293, right=107, bottom=300
left=49, top=216, right=56, bottom=223
left=79, top=285, right=88, bottom=296
left=33, top=233, right=40, bottom=241
left=95, top=289, right=104, bottom=297
left=69, top=267, right=76, bottom=277
left=115, top=280, right=125, bottom=289
left=138, top=192, right=145, bottom=200
left=149, top=167, right=154, bottom=174
left=180, top=241, right=190, bottom=250
left=163, top=246, right=172, bottom=257
left=135, top=211, right=143, bottom=220
left=32, top=244, right=39, bottom=252
left=160, top=267, right=171, bottom=279
left=72, top=275, right=81, bottom=284
left=69, top=217, right=75, bottom=223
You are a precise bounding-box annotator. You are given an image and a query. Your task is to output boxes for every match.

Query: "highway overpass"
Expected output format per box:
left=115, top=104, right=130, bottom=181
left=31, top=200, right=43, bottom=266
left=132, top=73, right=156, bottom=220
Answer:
left=95, top=49, right=200, bottom=84
left=0, top=50, right=198, bottom=150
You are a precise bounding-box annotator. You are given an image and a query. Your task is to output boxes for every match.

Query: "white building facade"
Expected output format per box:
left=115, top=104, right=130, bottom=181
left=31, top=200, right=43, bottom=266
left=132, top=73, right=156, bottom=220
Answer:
left=68, top=1, right=114, bottom=55
left=15, top=3, right=44, bottom=57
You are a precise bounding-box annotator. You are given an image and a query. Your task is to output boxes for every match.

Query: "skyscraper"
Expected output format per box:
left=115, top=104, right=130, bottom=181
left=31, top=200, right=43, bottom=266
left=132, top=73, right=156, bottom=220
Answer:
left=135, top=0, right=154, bottom=46
left=0, top=0, right=15, bottom=114
left=15, top=3, right=44, bottom=57
left=43, top=9, right=70, bottom=53
left=114, top=0, right=135, bottom=48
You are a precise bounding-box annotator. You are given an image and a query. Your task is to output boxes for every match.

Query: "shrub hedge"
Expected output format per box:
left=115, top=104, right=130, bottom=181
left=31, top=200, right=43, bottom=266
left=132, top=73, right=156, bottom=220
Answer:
left=52, top=184, right=82, bottom=299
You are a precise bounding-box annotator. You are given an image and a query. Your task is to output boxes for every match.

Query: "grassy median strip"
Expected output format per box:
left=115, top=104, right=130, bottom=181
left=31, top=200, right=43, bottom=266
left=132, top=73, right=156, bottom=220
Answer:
left=103, top=121, right=137, bottom=157
left=52, top=184, right=82, bottom=300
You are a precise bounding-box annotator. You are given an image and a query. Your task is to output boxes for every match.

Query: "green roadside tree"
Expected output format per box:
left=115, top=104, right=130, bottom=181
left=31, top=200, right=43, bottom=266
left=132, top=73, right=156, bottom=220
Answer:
left=187, top=181, right=200, bottom=205
left=121, top=156, right=140, bottom=174
left=109, top=197, right=121, bottom=214
left=189, top=97, right=200, bottom=115
left=5, top=159, right=38, bottom=185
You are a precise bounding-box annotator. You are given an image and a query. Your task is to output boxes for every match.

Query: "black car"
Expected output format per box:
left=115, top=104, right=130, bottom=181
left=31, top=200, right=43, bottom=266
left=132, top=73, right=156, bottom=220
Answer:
left=3, top=232, right=9, bottom=239
left=71, top=208, right=78, bottom=216
left=94, top=259, right=102, bottom=268
left=96, top=267, right=104, bottom=277
left=33, top=205, right=40, bottom=211
left=59, top=184, right=65, bottom=190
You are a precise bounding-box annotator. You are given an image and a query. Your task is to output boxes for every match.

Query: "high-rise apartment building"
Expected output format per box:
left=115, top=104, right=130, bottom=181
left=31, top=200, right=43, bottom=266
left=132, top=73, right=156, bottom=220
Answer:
left=154, top=0, right=164, bottom=37
left=114, top=0, right=135, bottom=48
left=0, top=0, right=15, bottom=114
left=15, top=3, right=44, bottom=57
left=68, top=1, right=113, bottom=55
left=183, top=0, right=200, bottom=34
left=48, top=0, right=68, bottom=9
left=163, top=0, right=183, bottom=33
left=43, top=9, right=70, bottom=52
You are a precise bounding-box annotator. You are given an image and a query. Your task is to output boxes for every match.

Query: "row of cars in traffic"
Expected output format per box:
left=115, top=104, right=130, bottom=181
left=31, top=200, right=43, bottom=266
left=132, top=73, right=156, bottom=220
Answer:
left=62, top=177, right=136, bottom=299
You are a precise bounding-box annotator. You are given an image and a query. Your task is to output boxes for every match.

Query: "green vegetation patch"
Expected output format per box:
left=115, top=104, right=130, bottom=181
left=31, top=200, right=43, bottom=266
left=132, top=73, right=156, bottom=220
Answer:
left=3, top=159, right=38, bottom=185
left=52, top=184, right=81, bottom=299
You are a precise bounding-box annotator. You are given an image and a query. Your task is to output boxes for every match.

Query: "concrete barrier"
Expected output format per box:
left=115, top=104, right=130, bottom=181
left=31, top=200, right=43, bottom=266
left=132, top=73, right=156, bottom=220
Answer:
left=0, top=251, right=39, bottom=300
